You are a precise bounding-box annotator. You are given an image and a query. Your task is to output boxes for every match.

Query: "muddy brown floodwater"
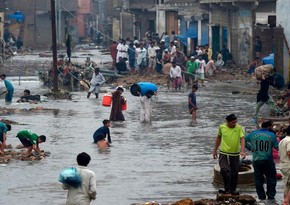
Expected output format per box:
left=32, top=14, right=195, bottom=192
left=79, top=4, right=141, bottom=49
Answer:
left=0, top=77, right=284, bottom=205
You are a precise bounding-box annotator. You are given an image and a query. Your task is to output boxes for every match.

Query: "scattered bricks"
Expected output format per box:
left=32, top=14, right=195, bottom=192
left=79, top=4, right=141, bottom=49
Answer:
left=5, top=144, right=12, bottom=149
left=171, top=198, right=194, bottom=205
left=16, top=144, right=25, bottom=149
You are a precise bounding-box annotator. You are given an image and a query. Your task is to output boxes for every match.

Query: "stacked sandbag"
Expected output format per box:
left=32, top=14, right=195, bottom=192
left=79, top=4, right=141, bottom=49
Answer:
left=254, top=64, right=273, bottom=80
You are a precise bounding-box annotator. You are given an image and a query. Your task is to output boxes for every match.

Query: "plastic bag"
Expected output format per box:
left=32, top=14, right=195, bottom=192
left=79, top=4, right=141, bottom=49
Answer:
left=58, top=167, right=82, bottom=188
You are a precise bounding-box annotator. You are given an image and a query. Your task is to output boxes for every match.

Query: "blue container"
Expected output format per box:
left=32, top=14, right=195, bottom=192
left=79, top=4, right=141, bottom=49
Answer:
left=130, top=82, right=158, bottom=96
left=262, top=55, right=274, bottom=66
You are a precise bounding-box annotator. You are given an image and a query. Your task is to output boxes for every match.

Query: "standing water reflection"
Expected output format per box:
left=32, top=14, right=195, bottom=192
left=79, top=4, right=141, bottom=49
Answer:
left=0, top=77, right=284, bottom=205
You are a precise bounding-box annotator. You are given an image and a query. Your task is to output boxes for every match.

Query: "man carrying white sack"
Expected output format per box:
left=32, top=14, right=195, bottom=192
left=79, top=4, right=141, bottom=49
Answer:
left=87, top=67, right=106, bottom=99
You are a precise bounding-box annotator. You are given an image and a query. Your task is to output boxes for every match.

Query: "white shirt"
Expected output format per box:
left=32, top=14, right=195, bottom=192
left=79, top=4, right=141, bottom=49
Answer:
left=170, top=65, right=182, bottom=78
left=148, top=46, right=156, bottom=58
left=90, top=72, right=105, bottom=86
left=195, top=59, right=206, bottom=74
left=62, top=166, right=97, bottom=205
left=117, top=43, right=128, bottom=59
left=279, top=136, right=290, bottom=172
left=136, top=47, right=147, bottom=65
left=170, top=45, right=176, bottom=56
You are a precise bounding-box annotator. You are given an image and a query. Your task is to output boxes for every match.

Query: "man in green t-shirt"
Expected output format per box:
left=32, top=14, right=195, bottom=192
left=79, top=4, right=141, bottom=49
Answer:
left=0, top=122, right=11, bottom=155
left=213, top=114, right=246, bottom=195
left=16, top=130, right=46, bottom=156
left=185, top=56, right=197, bottom=86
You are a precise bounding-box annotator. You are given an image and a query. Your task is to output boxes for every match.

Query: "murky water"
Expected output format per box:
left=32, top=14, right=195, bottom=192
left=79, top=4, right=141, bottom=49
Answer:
left=0, top=77, right=284, bottom=205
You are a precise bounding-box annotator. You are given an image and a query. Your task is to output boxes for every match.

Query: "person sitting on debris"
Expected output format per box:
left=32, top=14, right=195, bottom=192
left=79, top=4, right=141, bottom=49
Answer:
left=0, top=122, right=11, bottom=155
left=0, top=74, right=14, bottom=104
left=93, top=119, right=111, bottom=144
left=16, top=130, right=46, bottom=156
left=115, top=57, right=128, bottom=74
left=87, top=67, right=106, bottom=99
left=17, top=89, right=41, bottom=103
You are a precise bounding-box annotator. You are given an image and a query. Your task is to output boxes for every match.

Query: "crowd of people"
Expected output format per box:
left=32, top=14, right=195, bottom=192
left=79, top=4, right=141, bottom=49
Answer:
left=109, top=31, right=233, bottom=89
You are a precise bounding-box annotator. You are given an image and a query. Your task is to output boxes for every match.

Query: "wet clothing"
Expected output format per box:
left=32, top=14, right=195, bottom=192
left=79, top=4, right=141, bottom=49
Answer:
left=16, top=130, right=38, bottom=147
left=245, top=128, right=278, bottom=199
left=88, top=73, right=105, bottom=95
left=62, top=165, right=97, bottom=205
left=219, top=154, right=240, bottom=194
left=253, top=160, right=276, bottom=200
left=0, top=122, right=8, bottom=142
left=4, top=79, right=14, bottom=102
left=140, top=96, right=154, bottom=123
left=109, top=91, right=125, bottom=121
left=279, top=136, right=290, bottom=196
left=93, top=126, right=111, bottom=143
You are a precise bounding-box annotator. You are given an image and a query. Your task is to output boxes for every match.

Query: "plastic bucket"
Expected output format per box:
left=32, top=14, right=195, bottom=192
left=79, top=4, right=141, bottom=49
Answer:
left=122, top=99, right=127, bottom=110
left=130, top=82, right=158, bottom=96
left=102, top=94, right=112, bottom=107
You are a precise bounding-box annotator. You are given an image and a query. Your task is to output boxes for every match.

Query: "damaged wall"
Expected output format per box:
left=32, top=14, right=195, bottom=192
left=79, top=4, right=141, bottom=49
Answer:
left=277, top=0, right=290, bottom=44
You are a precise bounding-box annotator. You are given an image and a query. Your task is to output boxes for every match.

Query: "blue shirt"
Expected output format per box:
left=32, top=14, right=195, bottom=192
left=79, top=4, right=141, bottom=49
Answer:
left=128, top=47, right=135, bottom=60
left=93, top=126, right=111, bottom=143
left=245, top=128, right=278, bottom=161
left=188, top=92, right=196, bottom=109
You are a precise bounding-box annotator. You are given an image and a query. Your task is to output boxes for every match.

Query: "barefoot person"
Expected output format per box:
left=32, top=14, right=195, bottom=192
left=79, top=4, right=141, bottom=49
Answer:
left=188, top=84, right=198, bottom=122
left=87, top=68, right=106, bottom=99
left=0, top=122, right=11, bottom=155
left=16, top=130, right=46, bottom=156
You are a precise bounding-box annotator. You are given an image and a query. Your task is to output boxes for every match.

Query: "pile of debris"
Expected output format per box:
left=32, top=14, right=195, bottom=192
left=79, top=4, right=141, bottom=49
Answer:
left=0, top=144, right=50, bottom=164
left=134, top=194, right=256, bottom=205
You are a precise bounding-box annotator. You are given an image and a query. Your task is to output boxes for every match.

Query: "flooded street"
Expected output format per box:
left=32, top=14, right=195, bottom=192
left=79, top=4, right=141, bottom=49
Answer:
left=0, top=77, right=285, bottom=205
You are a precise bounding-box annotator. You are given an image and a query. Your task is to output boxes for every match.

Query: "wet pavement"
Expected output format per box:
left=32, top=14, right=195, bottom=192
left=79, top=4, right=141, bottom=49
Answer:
left=0, top=76, right=284, bottom=205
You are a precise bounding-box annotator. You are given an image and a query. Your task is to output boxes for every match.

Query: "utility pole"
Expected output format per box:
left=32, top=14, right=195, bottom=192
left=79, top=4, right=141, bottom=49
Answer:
left=58, top=0, right=62, bottom=46
left=50, top=0, right=58, bottom=92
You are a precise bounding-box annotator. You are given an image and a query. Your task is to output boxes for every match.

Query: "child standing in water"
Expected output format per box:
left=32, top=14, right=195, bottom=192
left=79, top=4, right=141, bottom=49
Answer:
left=188, top=84, right=198, bottom=122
